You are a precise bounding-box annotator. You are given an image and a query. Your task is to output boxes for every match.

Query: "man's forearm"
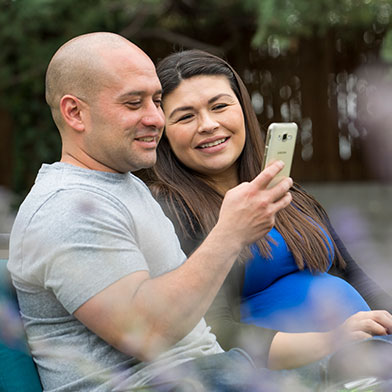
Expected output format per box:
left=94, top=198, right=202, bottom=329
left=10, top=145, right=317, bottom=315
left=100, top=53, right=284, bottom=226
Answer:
left=75, top=222, right=244, bottom=361
left=128, top=224, right=244, bottom=354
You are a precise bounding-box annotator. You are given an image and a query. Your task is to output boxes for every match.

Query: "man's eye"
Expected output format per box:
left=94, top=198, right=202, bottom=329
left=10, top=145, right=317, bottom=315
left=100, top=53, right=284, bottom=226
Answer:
left=154, top=99, right=162, bottom=107
left=126, top=102, right=141, bottom=107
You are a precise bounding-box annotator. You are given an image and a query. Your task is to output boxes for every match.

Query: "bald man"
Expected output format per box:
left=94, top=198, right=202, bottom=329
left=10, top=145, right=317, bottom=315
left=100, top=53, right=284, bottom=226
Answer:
left=8, top=33, right=293, bottom=391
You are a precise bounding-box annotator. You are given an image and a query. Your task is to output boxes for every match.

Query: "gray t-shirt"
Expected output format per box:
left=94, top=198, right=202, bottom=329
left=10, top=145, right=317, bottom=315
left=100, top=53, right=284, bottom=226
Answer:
left=8, top=163, right=222, bottom=391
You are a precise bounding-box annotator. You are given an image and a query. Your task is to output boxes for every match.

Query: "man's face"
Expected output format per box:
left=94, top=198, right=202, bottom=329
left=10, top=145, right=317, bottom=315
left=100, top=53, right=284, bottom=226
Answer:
left=82, top=48, right=165, bottom=173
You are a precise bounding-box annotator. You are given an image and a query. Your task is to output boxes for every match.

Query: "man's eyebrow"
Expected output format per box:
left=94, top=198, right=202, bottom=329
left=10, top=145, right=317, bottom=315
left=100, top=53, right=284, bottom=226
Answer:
left=168, top=93, right=234, bottom=119
left=118, top=89, right=162, bottom=100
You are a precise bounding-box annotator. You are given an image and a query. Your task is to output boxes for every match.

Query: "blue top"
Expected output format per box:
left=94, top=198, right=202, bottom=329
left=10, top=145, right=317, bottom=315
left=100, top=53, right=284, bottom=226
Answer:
left=241, top=227, right=370, bottom=332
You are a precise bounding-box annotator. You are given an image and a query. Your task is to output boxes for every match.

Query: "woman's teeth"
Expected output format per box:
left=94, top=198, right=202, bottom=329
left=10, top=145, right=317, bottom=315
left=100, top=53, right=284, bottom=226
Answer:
left=199, top=138, right=227, bottom=149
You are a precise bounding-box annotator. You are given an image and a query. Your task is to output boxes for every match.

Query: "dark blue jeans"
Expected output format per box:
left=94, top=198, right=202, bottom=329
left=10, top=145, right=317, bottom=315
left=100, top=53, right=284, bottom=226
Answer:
left=129, top=348, right=314, bottom=391
left=324, top=334, right=392, bottom=390
left=129, top=336, right=392, bottom=391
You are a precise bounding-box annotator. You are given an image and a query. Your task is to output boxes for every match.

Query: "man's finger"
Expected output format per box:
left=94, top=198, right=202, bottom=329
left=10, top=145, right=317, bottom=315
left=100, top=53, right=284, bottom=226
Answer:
left=270, top=192, right=292, bottom=213
left=268, top=177, right=293, bottom=202
left=252, top=160, right=285, bottom=188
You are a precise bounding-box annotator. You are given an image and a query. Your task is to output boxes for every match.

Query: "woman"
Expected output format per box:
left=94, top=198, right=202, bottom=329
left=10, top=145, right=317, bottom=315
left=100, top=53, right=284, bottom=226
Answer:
left=144, top=49, right=392, bottom=370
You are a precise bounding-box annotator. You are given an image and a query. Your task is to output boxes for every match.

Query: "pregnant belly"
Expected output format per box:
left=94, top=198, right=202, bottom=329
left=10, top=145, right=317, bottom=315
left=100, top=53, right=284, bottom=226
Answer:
left=241, top=271, right=370, bottom=332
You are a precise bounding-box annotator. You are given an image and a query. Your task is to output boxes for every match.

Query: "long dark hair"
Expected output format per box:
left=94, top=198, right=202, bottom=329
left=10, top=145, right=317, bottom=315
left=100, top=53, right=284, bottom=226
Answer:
left=147, top=49, right=345, bottom=271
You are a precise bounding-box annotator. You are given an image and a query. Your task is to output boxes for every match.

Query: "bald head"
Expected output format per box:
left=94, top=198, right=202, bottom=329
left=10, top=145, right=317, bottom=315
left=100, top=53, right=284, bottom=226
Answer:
left=45, top=32, right=148, bottom=129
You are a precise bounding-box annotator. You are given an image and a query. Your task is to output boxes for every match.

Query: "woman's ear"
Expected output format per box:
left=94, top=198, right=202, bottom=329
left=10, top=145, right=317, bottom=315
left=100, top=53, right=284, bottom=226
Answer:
left=60, top=95, right=87, bottom=132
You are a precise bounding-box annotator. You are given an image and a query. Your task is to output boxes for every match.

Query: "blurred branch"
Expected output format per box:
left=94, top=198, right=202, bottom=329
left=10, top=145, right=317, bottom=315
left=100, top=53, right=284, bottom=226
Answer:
left=0, top=67, right=43, bottom=89
left=118, top=0, right=170, bottom=38
left=129, top=28, right=225, bottom=56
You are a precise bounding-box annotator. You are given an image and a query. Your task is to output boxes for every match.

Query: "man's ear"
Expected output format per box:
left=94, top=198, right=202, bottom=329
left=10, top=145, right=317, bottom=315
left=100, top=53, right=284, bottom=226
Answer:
left=60, top=95, right=87, bottom=132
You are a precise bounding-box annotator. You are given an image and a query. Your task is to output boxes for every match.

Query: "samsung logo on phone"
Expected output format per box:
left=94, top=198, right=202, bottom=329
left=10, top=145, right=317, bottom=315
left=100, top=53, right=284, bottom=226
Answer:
left=277, top=151, right=287, bottom=154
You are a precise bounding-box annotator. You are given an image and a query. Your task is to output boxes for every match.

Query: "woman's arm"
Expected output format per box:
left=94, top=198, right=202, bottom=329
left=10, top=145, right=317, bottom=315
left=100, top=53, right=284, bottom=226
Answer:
left=327, top=222, right=392, bottom=313
left=269, top=309, right=392, bottom=369
left=158, top=191, right=392, bottom=370
left=205, top=262, right=277, bottom=367
left=206, top=248, right=392, bottom=370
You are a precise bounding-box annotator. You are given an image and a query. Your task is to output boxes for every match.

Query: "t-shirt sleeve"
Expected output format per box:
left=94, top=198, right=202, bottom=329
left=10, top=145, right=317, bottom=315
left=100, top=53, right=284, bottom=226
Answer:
left=19, top=189, right=149, bottom=313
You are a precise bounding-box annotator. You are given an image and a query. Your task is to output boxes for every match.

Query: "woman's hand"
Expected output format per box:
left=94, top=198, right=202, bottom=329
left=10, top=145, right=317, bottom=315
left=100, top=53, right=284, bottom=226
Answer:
left=329, top=310, right=392, bottom=350
left=269, top=310, right=392, bottom=370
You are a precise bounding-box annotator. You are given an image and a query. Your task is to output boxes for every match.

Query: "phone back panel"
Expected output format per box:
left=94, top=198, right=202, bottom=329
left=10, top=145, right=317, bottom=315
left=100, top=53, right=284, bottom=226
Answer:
left=262, top=122, right=298, bottom=188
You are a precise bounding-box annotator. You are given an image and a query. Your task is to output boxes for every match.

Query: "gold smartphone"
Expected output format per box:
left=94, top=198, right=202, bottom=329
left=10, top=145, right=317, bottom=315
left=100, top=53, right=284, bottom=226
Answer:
left=261, top=122, right=298, bottom=188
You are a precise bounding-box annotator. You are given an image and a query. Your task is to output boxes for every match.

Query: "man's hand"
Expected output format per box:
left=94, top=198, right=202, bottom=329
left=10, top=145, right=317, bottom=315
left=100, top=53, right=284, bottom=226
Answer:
left=217, top=160, right=293, bottom=249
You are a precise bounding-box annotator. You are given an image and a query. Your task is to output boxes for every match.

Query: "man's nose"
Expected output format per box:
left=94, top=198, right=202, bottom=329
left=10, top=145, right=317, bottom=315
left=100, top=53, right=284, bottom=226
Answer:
left=141, top=104, right=165, bottom=129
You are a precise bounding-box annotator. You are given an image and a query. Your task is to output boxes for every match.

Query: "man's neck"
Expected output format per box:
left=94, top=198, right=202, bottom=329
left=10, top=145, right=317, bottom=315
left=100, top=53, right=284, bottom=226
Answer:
left=60, top=152, right=118, bottom=173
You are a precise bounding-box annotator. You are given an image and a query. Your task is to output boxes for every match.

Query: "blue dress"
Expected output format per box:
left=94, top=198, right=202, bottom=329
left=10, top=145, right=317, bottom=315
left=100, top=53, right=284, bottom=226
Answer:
left=241, top=227, right=370, bottom=332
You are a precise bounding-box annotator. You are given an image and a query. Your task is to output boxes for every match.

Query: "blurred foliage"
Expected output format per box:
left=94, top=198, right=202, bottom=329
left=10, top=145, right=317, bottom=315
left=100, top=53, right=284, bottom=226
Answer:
left=381, top=29, right=392, bottom=61
left=1, top=0, right=392, bottom=200
left=245, top=0, right=392, bottom=46
left=0, top=0, right=167, bottom=199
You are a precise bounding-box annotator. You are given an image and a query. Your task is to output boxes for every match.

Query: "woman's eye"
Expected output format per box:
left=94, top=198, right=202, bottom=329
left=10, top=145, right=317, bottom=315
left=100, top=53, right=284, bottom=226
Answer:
left=177, top=114, right=194, bottom=122
left=213, top=103, right=228, bottom=110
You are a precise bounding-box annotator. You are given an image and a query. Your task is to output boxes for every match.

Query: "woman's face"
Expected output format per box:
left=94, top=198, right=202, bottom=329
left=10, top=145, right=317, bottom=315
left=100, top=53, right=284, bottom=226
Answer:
left=163, top=75, right=246, bottom=185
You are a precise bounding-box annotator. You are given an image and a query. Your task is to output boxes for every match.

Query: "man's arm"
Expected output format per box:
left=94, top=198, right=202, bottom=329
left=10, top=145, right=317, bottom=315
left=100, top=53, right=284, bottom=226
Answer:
left=74, top=161, right=293, bottom=361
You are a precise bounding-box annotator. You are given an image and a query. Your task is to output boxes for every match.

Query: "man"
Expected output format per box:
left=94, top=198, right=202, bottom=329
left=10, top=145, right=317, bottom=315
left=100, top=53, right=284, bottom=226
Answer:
left=8, top=32, right=293, bottom=391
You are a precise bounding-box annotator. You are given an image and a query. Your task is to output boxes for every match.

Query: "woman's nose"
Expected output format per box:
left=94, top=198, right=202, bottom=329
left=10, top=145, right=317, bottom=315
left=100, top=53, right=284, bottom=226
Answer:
left=198, top=113, right=219, bottom=133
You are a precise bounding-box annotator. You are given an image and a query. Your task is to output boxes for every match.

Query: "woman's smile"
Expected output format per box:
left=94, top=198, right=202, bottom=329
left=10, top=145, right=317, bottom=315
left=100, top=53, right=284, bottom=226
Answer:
left=196, top=136, right=230, bottom=150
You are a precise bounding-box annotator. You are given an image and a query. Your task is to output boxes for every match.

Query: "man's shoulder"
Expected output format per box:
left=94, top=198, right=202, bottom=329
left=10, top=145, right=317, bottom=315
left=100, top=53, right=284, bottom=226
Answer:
left=12, top=165, right=155, bottom=242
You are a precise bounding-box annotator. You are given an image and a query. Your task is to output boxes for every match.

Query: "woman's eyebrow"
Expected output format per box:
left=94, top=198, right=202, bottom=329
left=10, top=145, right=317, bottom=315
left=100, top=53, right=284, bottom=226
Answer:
left=208, top=93, right=233, bottom=104
left=168, top=106, right=194, bottom=120
left=168, top=93, right=234, bottom=119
